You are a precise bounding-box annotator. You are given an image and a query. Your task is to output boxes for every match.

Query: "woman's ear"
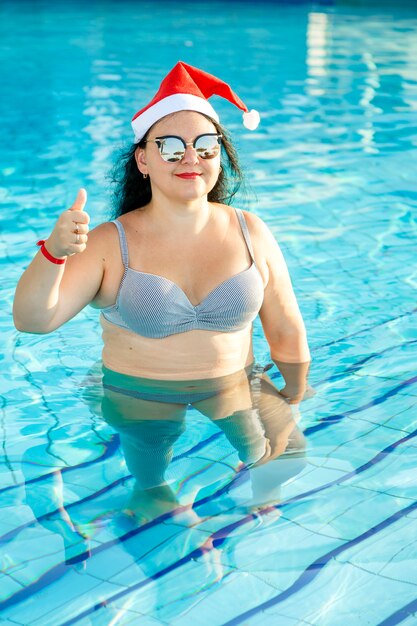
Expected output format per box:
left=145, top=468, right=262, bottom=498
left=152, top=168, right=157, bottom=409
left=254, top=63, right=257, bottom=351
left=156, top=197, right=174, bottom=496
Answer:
left=135, top=147, right=148, bottom=177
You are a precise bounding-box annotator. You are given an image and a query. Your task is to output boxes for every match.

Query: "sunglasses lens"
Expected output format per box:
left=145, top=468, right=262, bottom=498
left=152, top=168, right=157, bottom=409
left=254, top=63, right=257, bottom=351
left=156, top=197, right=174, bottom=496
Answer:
left=159, top=137, right=185, bottom=162
left=195, top=134, right=221, bottom=159
left=156, top=134, right=221, bottom=162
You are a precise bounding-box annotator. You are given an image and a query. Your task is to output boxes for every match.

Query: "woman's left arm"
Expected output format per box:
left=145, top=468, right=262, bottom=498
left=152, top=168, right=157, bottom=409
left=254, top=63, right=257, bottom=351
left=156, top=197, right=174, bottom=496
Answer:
left=249, top=214, right=311, bottom=403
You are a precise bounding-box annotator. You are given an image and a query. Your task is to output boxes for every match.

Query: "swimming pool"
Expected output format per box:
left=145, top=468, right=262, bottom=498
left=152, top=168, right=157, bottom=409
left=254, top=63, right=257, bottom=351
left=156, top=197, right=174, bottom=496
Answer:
left=1, top=0, right=417, bottom=624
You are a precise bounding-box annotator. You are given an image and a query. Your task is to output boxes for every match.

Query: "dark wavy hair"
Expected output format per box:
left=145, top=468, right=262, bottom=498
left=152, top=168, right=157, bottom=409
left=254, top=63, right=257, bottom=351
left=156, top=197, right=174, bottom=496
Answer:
left=109, top=114, right=245, bottom=218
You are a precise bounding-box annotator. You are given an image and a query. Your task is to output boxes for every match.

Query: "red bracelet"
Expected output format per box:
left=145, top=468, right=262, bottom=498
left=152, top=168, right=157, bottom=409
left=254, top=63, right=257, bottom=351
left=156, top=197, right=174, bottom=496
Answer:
left=36, top=240, right=67, bottom=265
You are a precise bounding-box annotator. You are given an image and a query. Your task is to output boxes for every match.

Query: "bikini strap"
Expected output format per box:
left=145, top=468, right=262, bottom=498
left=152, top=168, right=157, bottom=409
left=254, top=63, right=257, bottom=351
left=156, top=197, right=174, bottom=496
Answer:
left=111, top=220, right=129, bottom=268
left=235, top=208, right=255, bottom=263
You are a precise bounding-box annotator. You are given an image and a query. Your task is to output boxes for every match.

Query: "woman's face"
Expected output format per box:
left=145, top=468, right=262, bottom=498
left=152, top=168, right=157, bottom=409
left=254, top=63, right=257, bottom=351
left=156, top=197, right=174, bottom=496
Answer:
left=135, top=111, right=221, bottom=203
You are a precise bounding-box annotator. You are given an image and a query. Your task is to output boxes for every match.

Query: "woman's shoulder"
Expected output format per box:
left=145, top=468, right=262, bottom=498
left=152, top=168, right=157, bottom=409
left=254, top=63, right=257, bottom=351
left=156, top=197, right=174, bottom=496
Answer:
left=86, top=219, right=123, bottom=254
left=239, top=208, right=264, bottom=228
left=91, top=211, right=144, bottom=233
left=232, top=208, right=282, bottom=262
left=110, top=208, right=149, bottom=231
left=226, top=206, right=270, bottom=241
left=90, top=218, right=121, bottom=236
left=213, top=203, right=265, bottom=229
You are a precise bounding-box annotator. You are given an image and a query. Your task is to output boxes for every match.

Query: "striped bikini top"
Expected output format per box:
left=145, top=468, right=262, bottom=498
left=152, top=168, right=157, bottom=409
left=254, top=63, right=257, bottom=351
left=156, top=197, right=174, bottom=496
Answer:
left=101, top=208, right=264, bottom=338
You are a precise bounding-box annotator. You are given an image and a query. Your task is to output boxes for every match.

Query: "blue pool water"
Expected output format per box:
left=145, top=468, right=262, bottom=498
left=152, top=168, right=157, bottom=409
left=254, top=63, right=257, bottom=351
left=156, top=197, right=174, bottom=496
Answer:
left=1, top=1, right=417, bottom=624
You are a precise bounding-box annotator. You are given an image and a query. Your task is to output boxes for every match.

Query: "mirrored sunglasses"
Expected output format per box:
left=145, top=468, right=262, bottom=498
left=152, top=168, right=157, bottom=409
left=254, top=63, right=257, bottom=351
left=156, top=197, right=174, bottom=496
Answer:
left=144, top=133, right=222, bottom=163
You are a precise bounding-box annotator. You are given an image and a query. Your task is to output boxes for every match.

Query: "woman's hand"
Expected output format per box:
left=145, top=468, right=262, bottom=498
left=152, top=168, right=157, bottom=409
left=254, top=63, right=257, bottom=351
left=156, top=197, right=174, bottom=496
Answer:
left=45, top=189, right=90, bottom=259
left=13, top=188, right=108, bottom=334
left=278, top=383, right=316, bottom=404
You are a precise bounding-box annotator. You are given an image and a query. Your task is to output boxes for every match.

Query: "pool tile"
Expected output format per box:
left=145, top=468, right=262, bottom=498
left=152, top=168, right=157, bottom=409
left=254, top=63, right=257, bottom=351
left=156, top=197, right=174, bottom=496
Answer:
left=76, top=541, right=141, bottom=583
left=308, top=421, right=413, bottom=472
left=0, top=505, right=35, bottom=536
left=392, top=615, right=417, bottom=626
left=261, top=558, right=417, bottom=626
left=336, top=514, right=417, bottom=585
left=350, top=391, right=417, bottom=434
left=0, top=574, right=24, bottom=604
left=296, top=489, right=410, bottom=541
left=110, top=558, right=235, bottom=624
left=31, top=578, right=128, bottom=626
left=75, top=607, right=167, bottom=625
left=1, top=572, right=124, bottom=625
left=348, top=444, right=417, bottom=498
left=167, top=570, right=278, bottom=626
left=224, top=529, right=340, bottom=592
left=246, top=612, right=314, bottom=626
left=354, top=343, right=417, bottom=383
left=406, top=507, right=417, bottom=519
left=1, top=530, right=65, bottom=586
left=279, top=457, right=347, bottom=490
left=109, top=523, right=211, bottom=586
left=184, top=510, right=251, bottom=538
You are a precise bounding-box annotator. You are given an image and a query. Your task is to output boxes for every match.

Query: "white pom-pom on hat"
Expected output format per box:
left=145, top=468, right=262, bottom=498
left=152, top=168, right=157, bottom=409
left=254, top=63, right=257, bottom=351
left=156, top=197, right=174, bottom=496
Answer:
left=243, top=109, right=260, bottom=130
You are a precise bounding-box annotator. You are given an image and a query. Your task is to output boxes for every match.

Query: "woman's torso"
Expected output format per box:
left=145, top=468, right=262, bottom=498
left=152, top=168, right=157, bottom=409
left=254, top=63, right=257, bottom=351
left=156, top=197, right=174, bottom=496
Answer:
left=92, top=203, right=267, bottom=380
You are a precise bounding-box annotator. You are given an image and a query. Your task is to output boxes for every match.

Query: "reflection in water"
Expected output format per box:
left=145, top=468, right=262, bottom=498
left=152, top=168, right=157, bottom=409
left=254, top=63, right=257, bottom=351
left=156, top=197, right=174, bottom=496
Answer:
left=101, top=363, right=306, bottom=507
left=23, top=467, right=91, bottom=569
left=101, top=363, right=307, bottom=598
left=105, top=363, right=307, bottom=576
left=22, top=363, right=307, bottom=579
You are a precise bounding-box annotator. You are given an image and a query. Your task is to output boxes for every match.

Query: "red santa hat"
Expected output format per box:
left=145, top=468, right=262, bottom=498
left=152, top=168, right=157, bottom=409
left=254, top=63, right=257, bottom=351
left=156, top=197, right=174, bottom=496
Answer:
left=131, top=61, right=260, bottom=142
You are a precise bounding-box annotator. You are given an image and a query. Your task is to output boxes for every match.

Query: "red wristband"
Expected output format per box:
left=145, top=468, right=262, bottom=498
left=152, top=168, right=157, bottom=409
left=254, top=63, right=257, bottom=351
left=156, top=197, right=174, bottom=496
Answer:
left=36, top=240, right=67, bottom=265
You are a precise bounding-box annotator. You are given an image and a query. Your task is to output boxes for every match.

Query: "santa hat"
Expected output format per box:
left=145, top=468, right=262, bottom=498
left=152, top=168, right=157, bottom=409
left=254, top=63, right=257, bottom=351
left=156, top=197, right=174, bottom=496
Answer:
left=131, top=61, right=260, bottom=142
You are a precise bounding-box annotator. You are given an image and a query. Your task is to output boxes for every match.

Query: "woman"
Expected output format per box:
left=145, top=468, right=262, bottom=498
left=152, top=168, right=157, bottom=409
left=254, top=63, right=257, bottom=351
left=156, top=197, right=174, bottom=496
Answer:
left=13, top=62, right=311, bottom=472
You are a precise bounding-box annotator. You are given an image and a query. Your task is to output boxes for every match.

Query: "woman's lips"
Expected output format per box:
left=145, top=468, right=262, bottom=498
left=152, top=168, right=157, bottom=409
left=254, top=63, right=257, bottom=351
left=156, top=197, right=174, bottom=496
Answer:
left=175, top=173, right=202, bottom=179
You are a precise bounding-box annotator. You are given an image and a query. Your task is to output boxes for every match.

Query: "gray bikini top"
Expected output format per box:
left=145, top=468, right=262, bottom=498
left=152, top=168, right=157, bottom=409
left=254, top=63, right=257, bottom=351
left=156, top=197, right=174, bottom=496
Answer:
left=101, top=208, right=264, bottom=338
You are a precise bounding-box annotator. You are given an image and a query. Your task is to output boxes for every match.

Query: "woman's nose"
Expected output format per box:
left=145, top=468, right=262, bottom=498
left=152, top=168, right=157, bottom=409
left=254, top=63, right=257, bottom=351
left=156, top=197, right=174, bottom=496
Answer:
left=181, top=143, right=200, bottom=164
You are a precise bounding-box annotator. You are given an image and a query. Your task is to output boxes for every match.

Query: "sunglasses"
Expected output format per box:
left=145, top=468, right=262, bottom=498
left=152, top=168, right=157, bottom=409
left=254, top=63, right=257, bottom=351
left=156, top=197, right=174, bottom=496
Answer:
left=144, top=133, right=222, bottom=163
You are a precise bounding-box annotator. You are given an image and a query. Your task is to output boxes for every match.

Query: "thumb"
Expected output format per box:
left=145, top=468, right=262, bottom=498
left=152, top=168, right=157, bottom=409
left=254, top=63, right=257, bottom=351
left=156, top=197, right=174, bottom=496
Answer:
left=69, top=188, right=87, bottom=212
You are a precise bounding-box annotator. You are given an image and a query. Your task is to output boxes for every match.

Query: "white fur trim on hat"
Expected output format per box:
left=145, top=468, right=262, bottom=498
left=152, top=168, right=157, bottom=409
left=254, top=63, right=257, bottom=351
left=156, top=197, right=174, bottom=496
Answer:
left=132, top=94, right=220, bottom=143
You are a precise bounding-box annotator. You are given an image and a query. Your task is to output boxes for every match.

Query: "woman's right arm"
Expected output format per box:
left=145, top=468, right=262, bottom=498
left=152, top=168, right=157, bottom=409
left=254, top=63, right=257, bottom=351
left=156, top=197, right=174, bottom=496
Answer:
left=13, top=189, right=110, bottom=334
left=247, top=213, right=311, bottom=404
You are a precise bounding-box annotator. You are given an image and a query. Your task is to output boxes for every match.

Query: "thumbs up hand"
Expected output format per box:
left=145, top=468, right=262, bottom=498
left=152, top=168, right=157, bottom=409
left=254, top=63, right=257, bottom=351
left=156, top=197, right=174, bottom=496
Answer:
left=46, top=189, right=90, bottom=259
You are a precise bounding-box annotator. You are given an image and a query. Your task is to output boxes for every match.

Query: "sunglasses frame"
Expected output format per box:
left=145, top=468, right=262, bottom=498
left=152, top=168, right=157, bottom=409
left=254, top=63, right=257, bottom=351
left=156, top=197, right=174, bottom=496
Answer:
left=144, top=133, right=223, bottom=162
